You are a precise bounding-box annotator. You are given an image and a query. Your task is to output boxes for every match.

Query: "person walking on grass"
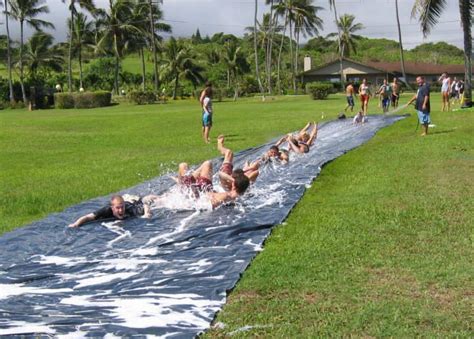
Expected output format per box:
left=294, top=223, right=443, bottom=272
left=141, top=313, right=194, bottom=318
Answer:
left=438, top=72, right=451, bottom=112
left=408, top=76, right=431, bottom=137
left=344, top=82, right=355, bottom=113
left=376, top=79, right=392, bottom=113
left=358, top=78, right=371, bottom=117
left=200, top=81, right=213, bottom=143
left=391, top=77, right=400, bottom=108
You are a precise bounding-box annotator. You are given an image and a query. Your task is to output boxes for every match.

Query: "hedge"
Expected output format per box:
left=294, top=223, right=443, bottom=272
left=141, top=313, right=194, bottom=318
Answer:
left=306, top=82, right=333, bottom=100
left=128, top=90, right=157, bottom=105
left=54, top=91, right=112, bottom=109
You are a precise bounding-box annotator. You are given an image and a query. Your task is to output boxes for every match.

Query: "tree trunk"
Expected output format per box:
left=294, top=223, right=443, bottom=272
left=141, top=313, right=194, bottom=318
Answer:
left=140, top=48, right=146, bottom=91
left=4, top=0, right=14, bottom=104
left=19, top=20, right=27, bottom=103
left=114, top=55, right=120, bottom=95
left=288, top=17, right=296, bottom=93
left=332, top=2, right=345, bottom=87
left=295, top=29, right=300, bottom=94
left=277, top=11, right=288, bottom=95
left=266, top=0, right=275, bottom=94
left=173, top=74, right=179, bottom=100
left=395, top=0, right=410, bottom=89
left=460, top=0, right=472, bottom=107
left=68, top=7, right=74, bottom=92
left=253, top=0, right=265, bottom=100
left=149, top=0, right=159, bottom=92
left=79, top=45, right=83, bottom=89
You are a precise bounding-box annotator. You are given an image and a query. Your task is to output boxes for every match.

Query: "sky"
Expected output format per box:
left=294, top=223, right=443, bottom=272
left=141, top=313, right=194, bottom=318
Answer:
left=1, top=0, right=464, bottom=50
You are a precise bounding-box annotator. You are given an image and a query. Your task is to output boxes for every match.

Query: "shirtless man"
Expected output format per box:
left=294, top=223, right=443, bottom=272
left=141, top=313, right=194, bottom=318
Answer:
left=285, top=122, right=318, bottom=154
left=391, top=77, right=400, bottom=108
left=376, top=79, right=392, bottom=113
left=68, top=194, right=152, bottom=228
left=344, top=82, right=355, bottom=112
left=217, top=135, right=259, bottom=191
left=148, top=158, right=250, bottom=209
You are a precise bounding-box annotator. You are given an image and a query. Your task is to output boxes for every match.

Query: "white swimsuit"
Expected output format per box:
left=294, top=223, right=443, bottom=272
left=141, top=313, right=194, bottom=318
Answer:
left=441, top=78, right=450, bottom=93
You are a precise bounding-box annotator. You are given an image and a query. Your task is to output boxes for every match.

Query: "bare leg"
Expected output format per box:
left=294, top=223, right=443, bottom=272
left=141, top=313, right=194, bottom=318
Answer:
left=203, top=126, right=210, bottom=143
left=421, top=124, right=428, bottom=136
left=193, top=160, right=213, bottom=181
left=178, top=162, right=189, bottom=177
left=217, top=135, right=234, bottom=163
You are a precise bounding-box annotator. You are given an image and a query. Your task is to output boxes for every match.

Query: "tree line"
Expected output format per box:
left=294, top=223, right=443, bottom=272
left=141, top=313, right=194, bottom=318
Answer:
left=0, top=0, right=471, bottom=106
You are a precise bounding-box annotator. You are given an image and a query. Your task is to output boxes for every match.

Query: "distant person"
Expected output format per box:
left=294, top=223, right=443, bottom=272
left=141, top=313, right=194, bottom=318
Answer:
left=352, top=110, right=364, bottom=124
left=200, top=82, right=213, bottom=143
left=358, top=78, right=371, bottom=117
left=391, top=77, right=400, bottom=108
left=438, top=72, right=451, bottom=111
left=344, top=82, right=355, bottom=112
left=376, top=79, right=392, bottom=113
left=55, top=84, right=62, bottom=93
left=68, top=195, right=151, bottom=228
left=451, top=77, right=461, bottom=105
left=408, top=76, right=431, bottom=137
left=458, top=79, right=465, bottom=106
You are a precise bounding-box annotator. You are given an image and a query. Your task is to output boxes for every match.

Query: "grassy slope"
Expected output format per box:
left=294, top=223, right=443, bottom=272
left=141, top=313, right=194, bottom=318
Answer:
left=206, top=103, right=474, bottom=337
left=1, top=94, right=472, bottom=336
left=1, top=95, right=339, bottom=233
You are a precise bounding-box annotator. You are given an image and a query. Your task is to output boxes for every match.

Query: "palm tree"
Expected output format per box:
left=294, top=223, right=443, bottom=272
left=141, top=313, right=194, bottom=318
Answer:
left=293, top=0, right=323, bottom=80
left=327, top=14, right=363, bottom=58
left=273, top=0, right=289, bottom=94
left=412, top=0, right=472, bottom=107
left=253, top=0, right=265, bottom=99
left=8, top=0, right=53, bottom=103
left=160, top=37, right=204, bottom=100
left=61, top=0, right=96, bottom=92
left=23, top=31, right=62, bottom=80
left=68, top=12, right=94, bottom=89
left=145, top=0, right=170, bottom=91
left=221, top=40, right=250, bottom=100
left=96, top=0, right=142, bottom=95
left=394, top=0, right=409, bottom=88
left=1, top=0, right=15, bottom=103
left=328, top=0, right=344, bottom=85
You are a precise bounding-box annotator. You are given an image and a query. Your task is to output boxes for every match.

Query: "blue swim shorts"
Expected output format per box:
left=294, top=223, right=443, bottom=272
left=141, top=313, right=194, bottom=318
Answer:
left=346, top=96, right=354, bottom=107
left=417, top=110, right=431, bottom=125
left=202, top=111, right=212, bottom=127
left=382, top=97, right=390, bottom=108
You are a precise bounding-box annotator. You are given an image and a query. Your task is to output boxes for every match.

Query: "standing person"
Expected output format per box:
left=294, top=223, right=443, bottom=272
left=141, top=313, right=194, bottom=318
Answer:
left=376, top=79, right=392, bottom=113
left=358, top=78, right=371, bottom=117
left=200, top=82, right=213, bottom=143
left=344, top=82, right=355, bottom=113
left=408, top=76, right=431, bottom=137
left=438, top=72, right=451, bottom=111
left=391, top=77, right=400, bottom=108
left=459, top=80, right=465, bottom=106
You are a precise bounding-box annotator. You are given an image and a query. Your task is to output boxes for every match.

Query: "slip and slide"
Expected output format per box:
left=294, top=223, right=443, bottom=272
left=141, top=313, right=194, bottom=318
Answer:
left=0, top=115, right=405, bottom=337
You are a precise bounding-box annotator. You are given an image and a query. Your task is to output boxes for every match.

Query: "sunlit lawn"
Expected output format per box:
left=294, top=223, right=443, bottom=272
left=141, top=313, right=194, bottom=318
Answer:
left=1, top=93, right=472, bottom=336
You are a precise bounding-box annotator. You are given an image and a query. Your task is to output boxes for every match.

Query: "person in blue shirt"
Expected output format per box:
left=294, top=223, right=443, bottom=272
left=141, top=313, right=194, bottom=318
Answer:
left=408, top=76, right=431, bottom=136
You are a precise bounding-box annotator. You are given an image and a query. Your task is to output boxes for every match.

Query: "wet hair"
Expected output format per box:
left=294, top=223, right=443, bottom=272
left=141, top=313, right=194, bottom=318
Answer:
left=232, top=172, right=250, bottom=195
left=110, top=195, right=124, bottom=205
left=269, top=145, right=279, bottom=153
left=300, top=132, right=309, bottom=142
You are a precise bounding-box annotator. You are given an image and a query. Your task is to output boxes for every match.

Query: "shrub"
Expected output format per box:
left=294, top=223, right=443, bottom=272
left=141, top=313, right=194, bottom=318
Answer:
left=306, top=82, right=333, bottom=100
left=128, top=90, right=157, bottom=105
left=54, top=93, right=75, bottom=109
left=54, top=91, right=112, bottom=109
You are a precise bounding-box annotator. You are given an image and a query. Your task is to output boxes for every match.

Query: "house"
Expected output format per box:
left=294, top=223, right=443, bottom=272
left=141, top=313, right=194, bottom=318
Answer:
left=301, top=57, right=471, bottom=86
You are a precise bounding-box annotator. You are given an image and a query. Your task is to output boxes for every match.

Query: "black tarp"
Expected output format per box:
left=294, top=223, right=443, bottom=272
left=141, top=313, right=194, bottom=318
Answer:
left=0, top=115, right=405, bottom=337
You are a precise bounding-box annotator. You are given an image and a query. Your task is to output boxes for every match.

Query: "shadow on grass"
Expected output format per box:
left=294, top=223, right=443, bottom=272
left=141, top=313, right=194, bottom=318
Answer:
left=430, top=129, right=456, bottom=135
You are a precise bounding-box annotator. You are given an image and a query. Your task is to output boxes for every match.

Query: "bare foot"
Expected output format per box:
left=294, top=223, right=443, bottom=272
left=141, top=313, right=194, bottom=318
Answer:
left=217, top=134, right=224, bottom=149
left=420, top=133, right=427, bottom=137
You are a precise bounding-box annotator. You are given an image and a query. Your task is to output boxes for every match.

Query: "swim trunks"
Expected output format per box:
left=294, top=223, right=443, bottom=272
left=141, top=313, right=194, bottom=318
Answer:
left=417, top=110, right=431, bottom=125
left=220, top=162, right=233, bottom=176
left=360, top=94, right=369, bottom=102
left=202, top=111, right=212, bottom=127
left=346, top=96, right=354, bottom=107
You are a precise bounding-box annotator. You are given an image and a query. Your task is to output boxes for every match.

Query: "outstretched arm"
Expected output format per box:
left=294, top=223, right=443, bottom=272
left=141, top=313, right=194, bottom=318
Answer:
left=307, top=122, right=318, bottom=146
left=287, top=135, right=303, bottom=153
left=69, top=213, right=96, bottom=228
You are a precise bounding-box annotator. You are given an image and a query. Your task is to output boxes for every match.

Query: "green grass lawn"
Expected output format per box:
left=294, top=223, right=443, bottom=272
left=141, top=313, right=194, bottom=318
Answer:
left=1, top=93, right=472, bottom=336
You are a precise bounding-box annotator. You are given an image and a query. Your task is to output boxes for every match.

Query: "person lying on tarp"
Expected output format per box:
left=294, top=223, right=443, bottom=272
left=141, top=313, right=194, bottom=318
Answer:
left=68, top=194, right=152, bottom=228
left=146, top=158, right=250, bottom=209
left=280, top=121, right=318, bottom=154
left=217, top=135, right=260, bottom=190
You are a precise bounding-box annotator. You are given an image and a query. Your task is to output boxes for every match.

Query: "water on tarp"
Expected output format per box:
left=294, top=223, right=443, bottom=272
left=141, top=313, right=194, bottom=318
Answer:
left=0, top=115, right=406, bottom=337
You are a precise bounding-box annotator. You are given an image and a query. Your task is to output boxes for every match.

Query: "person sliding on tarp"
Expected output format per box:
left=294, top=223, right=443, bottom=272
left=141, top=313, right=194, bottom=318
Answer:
left=147, top=158, right=250, bottom=209
left=68, top=194, right=152, bottom=228
left=217, top=135, right=260, bottom=191
left=283, top=121, right=318, bottom=154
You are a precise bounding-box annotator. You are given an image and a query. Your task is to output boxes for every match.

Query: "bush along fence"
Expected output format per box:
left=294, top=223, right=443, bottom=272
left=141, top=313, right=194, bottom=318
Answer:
left=306, top=82, right=334, bottom=100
